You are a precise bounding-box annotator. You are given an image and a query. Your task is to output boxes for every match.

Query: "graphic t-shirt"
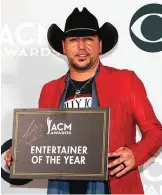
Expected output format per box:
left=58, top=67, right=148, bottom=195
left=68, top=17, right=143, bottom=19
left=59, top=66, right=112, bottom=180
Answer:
left=63, top=78, right=93, bottom=194
left=63, top=78, right=93, bottom=109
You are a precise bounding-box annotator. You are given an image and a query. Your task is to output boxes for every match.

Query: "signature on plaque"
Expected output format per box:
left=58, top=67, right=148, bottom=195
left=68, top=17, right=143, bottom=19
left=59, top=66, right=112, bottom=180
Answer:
left=16, top=119, right=45, bottom=152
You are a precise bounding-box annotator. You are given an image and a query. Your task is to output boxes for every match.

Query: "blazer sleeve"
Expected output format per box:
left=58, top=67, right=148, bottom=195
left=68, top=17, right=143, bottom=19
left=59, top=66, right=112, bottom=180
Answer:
left=128, top=71, right=162, bottom=168
left=38, top=84, right=48, bottom=108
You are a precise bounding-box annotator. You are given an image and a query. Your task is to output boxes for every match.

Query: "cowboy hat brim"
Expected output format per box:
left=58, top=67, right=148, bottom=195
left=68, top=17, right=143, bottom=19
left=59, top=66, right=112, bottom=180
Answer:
left=47, top=22, right=118, bottom=55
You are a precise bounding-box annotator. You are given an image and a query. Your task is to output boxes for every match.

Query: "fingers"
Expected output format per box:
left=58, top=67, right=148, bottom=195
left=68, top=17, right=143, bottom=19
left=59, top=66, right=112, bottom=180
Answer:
left=7, top=161, right=11, bottom=167
left=108, top=157, right=124, bottom=168
left=108, top=146, right=136, bottom=177
left=4, top=152, right=10, bottom=162
left=109, top=163, right=125, bottom=176
left=108, top=146, right=132, bottom=159
left=5, top=158, right=12, bottom=167
left=116, top=166, right=130, bottom=177
left=4, top=148, right=12, bottom=167
left=115, top=147, right=125, bottom=152
left=108, top=150, right=123, bottom=158
left=108, top=158, right=131, bottom=177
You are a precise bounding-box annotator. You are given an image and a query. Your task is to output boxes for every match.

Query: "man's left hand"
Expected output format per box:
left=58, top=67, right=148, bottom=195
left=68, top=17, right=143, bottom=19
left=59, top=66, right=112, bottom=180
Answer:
left=108, top=146, right=135, bottom=177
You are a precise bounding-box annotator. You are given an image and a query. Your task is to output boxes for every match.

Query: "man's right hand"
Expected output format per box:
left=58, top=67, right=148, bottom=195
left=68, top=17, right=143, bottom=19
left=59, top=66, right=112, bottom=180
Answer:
left=4, top=147, right=12, bottom=167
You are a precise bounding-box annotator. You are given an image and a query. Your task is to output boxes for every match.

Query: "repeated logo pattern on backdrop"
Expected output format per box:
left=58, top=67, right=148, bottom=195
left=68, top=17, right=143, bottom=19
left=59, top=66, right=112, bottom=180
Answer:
left=130, top=3, right=162, bottom=52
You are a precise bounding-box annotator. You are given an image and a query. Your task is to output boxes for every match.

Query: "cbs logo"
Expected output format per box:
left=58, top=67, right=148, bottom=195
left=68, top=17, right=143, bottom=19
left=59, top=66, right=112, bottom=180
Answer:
left=130, top=3, right=162, bottom=52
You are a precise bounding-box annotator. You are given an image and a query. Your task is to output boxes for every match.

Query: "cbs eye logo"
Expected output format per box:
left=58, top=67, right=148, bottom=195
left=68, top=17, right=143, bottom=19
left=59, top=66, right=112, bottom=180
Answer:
left=130, top=3, right=162, bottom=52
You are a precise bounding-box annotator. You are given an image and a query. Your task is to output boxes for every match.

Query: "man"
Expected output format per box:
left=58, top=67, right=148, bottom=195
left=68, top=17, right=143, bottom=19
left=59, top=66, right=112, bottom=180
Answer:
left=5, top=7, right=162, bottom=194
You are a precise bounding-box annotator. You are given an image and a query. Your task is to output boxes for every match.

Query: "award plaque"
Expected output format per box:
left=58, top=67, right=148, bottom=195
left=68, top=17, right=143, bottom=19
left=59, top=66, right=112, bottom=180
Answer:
left=10, top=108, right=110, bottom=180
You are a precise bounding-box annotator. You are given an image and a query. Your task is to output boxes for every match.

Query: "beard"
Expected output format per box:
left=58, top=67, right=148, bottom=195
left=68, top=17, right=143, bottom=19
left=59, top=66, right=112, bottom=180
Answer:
left=68, top=56, right=97, bottom=72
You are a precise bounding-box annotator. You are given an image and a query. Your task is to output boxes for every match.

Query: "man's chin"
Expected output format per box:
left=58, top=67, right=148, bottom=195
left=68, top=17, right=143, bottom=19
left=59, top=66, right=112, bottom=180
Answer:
left=71, top=62, right=92, bottom=71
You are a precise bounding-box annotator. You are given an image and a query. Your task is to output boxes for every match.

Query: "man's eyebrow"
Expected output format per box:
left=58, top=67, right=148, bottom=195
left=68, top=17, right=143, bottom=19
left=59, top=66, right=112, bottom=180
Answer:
left=67, top=37, right=78, bottom=39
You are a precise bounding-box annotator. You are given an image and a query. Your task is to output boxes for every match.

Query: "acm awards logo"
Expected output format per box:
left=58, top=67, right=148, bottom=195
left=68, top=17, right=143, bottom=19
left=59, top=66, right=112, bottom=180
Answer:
left=47, top=117, right=72, bottom=135
left=130, top=3, right=162, bottom=52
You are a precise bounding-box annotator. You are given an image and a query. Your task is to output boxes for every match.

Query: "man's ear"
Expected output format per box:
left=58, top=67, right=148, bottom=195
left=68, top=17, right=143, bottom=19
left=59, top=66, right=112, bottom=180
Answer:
left=62, top=40, right=66, bottom=54
left=99, top=39, right=102, bottom=54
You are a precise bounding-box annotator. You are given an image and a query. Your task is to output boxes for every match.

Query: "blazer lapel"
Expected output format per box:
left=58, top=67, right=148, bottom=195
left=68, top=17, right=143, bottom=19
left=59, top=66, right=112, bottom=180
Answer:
left=95, top=64, right=113, bottom=108
left=53, top=75, right=67, bottom=108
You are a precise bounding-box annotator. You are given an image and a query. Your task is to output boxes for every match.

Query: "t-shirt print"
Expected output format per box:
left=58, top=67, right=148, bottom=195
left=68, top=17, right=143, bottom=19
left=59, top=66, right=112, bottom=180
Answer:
left=63, top=78, right=93, bottom=108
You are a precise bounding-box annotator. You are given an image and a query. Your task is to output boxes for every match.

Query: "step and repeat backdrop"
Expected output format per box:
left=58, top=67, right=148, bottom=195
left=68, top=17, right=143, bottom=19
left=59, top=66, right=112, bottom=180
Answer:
left=1, top=0, right=162, bottom=194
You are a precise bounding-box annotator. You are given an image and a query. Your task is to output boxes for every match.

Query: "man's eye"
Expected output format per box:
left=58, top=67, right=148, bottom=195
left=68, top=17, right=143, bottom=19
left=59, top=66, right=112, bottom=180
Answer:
left=85, top=37, right=93, bottom=41
left=69, top=38, right=78, bottom=42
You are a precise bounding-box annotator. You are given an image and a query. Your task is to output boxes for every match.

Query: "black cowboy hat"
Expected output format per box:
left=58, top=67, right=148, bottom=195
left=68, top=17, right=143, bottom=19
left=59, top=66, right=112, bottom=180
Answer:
left=47, top=7, right=118, bottom=55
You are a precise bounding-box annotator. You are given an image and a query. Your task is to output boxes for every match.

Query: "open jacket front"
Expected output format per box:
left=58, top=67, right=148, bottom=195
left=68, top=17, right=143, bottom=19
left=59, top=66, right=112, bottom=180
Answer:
left=39, top=63, right=162, bottom=194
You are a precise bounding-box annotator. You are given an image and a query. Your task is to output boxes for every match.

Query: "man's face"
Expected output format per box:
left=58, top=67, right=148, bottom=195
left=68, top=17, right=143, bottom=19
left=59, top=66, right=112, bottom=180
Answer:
left=62, top=35, right=102, bottom=71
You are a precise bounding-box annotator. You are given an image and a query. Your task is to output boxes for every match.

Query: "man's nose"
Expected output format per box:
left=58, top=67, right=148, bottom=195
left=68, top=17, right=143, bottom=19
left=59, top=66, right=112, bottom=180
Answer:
left=77, top=39, right=86, bottom=49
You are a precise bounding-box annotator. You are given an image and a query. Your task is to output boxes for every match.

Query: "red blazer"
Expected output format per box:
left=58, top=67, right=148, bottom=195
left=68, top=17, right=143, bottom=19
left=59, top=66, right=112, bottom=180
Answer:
left=39, top=63, right=162, bottom=194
